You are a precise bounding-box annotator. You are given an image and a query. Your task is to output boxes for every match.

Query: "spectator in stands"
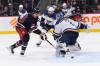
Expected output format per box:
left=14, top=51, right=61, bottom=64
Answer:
left=3, top=6, right=8, bottom=16
left=8, top=3, right=13, bottom=16
left=0, top=5, right=2, bottom=16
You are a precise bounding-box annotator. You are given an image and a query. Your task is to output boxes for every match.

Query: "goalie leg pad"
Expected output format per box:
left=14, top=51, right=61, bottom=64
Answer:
left=56, top=43, right=69, bottom=57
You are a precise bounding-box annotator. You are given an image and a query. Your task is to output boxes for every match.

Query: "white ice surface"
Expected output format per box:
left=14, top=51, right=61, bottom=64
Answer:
left=0, top=32, right=100, bottom=66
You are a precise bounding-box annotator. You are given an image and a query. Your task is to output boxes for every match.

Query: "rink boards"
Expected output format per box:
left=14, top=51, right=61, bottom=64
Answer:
left=0, top=14, right=100, bottom=34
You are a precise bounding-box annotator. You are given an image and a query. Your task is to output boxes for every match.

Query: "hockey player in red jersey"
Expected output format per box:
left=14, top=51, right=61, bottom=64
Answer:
left=7, top=8, right=44, bottom=55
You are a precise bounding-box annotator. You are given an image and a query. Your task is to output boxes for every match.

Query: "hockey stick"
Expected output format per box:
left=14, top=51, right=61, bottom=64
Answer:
left=45, top=39, right=56, bottom=49
left=39, top=29, right=56, bottom=49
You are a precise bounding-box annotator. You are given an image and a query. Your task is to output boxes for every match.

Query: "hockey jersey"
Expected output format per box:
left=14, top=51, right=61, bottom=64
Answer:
left=17, top=14, right=38, bottom=31
left=42, top=11, right=57, bottom=25
left=18, top=9, right=28, bottom=20
left=54, top=18, right=87, bottom=34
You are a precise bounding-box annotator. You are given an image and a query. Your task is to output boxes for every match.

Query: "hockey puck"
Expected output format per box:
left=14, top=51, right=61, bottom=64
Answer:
left=71, top=56, right=74, bottom=59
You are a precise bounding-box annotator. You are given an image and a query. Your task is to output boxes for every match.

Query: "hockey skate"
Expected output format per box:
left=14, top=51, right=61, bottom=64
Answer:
left=75, top=42, right=81, bottom=50
left=68, top=42, right=81, bottom=52
left=20, top=46, right=27, bottom=55
left=36, top=41, right=42, bottom=47
left=6, top=46, right=14, bottom=54
left=36, top=33, right=47, bottom=47
left=20, top=50, right=25, bottom=55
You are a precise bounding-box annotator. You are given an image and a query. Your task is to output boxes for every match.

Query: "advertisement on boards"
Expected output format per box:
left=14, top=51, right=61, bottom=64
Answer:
left=0, top=14, right=100, bottom=34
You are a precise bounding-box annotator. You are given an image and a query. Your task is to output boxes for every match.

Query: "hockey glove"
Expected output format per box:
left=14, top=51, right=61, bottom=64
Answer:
left=53, top=33, right=61, bottom=40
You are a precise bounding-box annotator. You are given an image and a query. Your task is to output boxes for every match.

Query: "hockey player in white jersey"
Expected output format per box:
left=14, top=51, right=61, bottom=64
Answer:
left=36, top=6, right=57, bottom=46
left=42, top=6, right=56, bottom=29
left=52, top=18, right=88, bottom=57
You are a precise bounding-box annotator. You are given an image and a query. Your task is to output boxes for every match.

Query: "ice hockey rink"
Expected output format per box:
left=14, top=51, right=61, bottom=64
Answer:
left=0, top=32, right=100, bottom=66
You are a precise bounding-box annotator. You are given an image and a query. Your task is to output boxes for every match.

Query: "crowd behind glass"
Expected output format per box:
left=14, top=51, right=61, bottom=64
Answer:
left=0, top=0, right=100, bottom=16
